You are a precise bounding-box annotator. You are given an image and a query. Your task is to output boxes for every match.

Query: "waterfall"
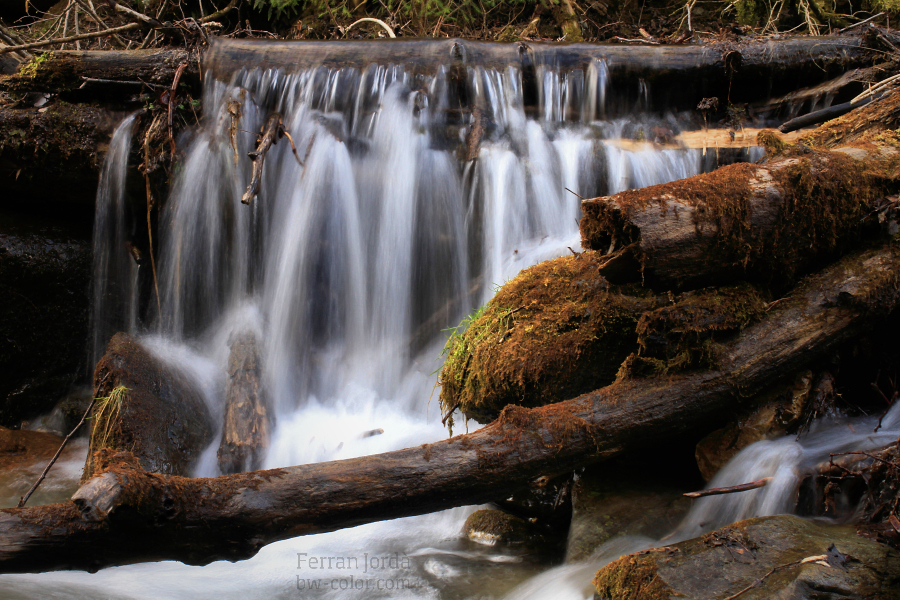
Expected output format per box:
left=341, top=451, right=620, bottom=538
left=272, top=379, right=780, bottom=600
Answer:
left=0, top=46, right=748, bottom=599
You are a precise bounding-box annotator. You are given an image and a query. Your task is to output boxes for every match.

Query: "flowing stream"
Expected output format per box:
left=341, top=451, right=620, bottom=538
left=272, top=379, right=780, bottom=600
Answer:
left=0, top=45, right=847, bottom=599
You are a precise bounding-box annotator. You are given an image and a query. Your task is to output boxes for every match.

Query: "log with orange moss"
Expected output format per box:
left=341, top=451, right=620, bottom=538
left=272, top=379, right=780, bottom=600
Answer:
left=1, top=242, right=899, bottom=573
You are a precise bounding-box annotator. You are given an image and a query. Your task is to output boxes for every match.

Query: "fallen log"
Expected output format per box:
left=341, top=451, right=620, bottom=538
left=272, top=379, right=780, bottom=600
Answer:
left=0, top=242, right=898, bottom=573
left=579, top=142, right=895, bottom=290
left=0, top=47, right=198, bottom=96
left=204, top=36, right=876, bottom=114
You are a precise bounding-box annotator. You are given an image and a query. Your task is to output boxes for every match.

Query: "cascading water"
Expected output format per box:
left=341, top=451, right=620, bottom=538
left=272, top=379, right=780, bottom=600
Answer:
left=0, top=43, right=806, bottom=599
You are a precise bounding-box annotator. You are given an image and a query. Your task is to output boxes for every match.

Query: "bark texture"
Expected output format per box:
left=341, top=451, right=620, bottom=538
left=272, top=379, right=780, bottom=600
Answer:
left=0, top=243, right=898, bottom=573
left=579, top=143, right=894, bottom=290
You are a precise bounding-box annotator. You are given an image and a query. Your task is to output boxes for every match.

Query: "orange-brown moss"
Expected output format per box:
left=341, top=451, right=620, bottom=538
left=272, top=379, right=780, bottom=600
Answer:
left=620, top=283, right=768, bottom=378
left=438, top=252, right=657, bottom=423
left=801, top=90, right=900, bottom=149
left=593, top=553, right=672, bottom=600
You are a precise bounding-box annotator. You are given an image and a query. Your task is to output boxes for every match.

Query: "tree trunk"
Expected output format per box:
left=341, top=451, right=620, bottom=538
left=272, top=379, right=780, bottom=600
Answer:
left=1, top=242, right=898, bottom=573
left=579, top=143, right=895, bottom=290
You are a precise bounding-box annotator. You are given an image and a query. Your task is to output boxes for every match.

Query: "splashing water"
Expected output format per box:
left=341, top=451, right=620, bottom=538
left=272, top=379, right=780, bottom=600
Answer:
left=1, top=51, right=735, bottom=598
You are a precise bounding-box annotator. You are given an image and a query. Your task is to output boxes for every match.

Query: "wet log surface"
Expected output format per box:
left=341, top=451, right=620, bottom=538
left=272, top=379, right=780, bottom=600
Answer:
left=0, top=243, right=898, bottom=573
left=204, top=35, right=876, bottom=113
left=580, top=142, right=896, bottom=290
left=218, top=331, right=270, bottom=474
left=0, top=48, right=198, bottom=96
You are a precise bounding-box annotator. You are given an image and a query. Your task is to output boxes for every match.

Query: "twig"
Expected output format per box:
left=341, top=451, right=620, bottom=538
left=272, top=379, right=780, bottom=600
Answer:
left=441, top=402, right=460, bottom=425
left=684, top=477, right=772, bottom=498
left=142, top=113, right=163, bottom=321
left=0, top=21, right=141, bottom=53
left=851, top=73, right=900, bottom=105
left=564, top=187, right=587, bottom=200
left=167, top=62, right=188, bottom=161
left=345, top=17, right=396, bottom=38
left=613, top=36, right=660, bottom=44
left=110, top=0, right=160, bottom=27
left=722, top=554, right=828, bottom=600
left=73, top=0, right=128, bottom=48
left=838, top=12, right=884, bottom=33
left=198, top=0, right=236, bottom=24
left=17, top=397, right=96, bottom=508
left=80, top=76, right=167, bottom=88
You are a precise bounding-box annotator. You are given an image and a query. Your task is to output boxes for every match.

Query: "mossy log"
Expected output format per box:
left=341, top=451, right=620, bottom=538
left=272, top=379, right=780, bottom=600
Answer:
left=0, top=243, right=898, bottom=573
left=580, top=143, right=895, bottom=290
left=0, top=48, right=198, bottom=96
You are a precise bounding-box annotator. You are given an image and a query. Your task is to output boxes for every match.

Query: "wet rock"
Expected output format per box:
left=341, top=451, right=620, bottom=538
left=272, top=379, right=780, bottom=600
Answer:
left=464, top=509, right=533, bottom=546
left=217, top=330, right=270, bottom=474
left=0, top=425, right=86, bottom=507
left=695, top=370, right=820, bottom=481
left=0, top=102, right=123, bottom=206
left=0, top=208, right=91, bottom=427
left=567, top=462, right=691, bottom=562
left=84, top=332, right=214, bottom=479
left=593, top=515, right=900, bottom=600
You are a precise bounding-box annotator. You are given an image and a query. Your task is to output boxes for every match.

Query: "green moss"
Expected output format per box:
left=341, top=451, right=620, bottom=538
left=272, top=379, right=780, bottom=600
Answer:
left=620, top=283, right=768, bottom=378
left=593, top=553, right=672, bottom=600
left=438, top=252, right=656, bottom=423
left=17, top=52, right=52, bottom=80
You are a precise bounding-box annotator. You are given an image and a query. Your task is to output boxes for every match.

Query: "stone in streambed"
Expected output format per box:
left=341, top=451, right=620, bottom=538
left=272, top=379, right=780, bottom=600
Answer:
left=593, top=515, right=900, bottom=599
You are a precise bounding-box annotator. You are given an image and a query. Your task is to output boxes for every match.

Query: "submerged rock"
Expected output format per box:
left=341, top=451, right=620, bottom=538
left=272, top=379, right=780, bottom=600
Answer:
left=0, top=209, right=91, bottom=427
left=464, top=509, right=533, bottom=546
left=567, top=463, right=691, bottom=563
left=84, top=332, right=213, bottom=479
left=593, top=515, right=900, bottom=599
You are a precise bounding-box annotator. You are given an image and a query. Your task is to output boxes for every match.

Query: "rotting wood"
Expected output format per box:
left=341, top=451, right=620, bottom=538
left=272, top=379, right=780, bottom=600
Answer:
left=0, top=48, right=198, bottom=95
left=217, top=330, right=270, bottom=474
left=1, top=243, right=898, bottom=573
left=579, top=141, right=896, bottom=290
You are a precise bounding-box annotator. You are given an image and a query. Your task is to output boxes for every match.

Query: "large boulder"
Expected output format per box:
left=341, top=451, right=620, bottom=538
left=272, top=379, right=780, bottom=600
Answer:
left=0, top=208, right=91, bottom=427
left=84, top=332, right=214, bottom=479
left=593, top=515, right=900, bottom=599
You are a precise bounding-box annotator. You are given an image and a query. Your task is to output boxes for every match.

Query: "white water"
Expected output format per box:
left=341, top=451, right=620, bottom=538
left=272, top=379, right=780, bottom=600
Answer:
left=0, top=58, right=743, bottom=598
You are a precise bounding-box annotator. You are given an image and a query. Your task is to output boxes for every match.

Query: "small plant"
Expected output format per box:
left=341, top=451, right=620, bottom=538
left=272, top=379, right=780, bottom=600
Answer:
left=89, top=385, right=128, bottom=454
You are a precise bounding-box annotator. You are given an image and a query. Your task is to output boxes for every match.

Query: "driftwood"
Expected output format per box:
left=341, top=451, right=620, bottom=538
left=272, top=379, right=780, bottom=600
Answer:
left=241, top=112, right=283, bottom=205
left=579, top=142, right=894, bottom=290
left=684, top=477, right=773, bottom=498
left=0, top=243, right=898, bottom=573
left=217, top=331, right=270, bottom=474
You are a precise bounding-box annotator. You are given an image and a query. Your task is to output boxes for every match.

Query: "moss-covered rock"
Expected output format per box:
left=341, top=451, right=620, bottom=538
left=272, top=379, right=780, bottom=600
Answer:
left=594, top=515, right=900, bottom=599
left=84, top=333, right=214, bottom=479
left=439, top=252, right=657, bottom=423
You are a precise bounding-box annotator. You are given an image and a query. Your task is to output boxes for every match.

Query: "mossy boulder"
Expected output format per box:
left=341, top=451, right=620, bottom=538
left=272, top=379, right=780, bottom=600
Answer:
left=594, top=515, right=900, bottom=599
left=84, top=333, right=214, bottom=479
left=464, top=509, right=533, bottom=546
left=439, top=252, right=657, bottom=423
